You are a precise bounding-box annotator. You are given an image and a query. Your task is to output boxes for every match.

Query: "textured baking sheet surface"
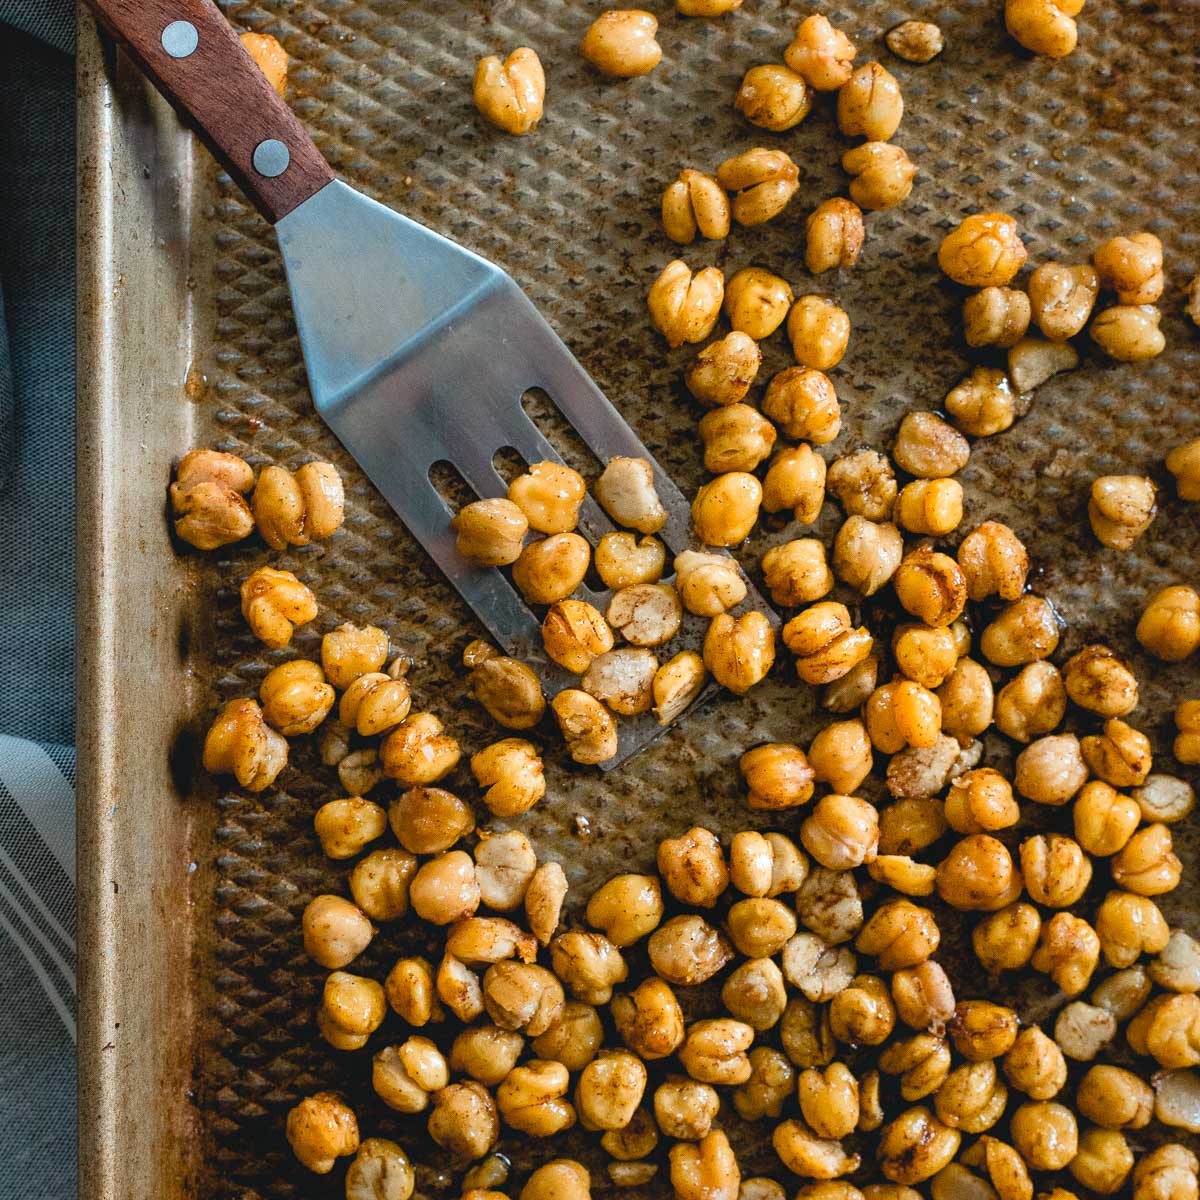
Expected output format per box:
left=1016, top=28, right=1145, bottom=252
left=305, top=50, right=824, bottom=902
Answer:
left=171, top=1, right=1200, bottom=1195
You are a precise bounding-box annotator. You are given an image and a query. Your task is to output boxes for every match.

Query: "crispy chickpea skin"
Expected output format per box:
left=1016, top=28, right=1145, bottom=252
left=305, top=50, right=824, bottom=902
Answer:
left=1091, top=303, right=1166, bottom=361
left=892, top=412, right=969, bottom=479
left=612, top=976, right=684, bottom=1058
left=240, top=566, right=317, bottom=649
left=763, top=446, right=827, bottom=525
left=892, top=547, right=967, bottom=628
left=580, top=10, right=661, bottom=77
left=286, top=1091, right=359, bottom=1174
left=785, top=14, right=856, bottom=90
left=1020, top=833, right=1092, bottom=906
left=685, top=332, right=761, bottom=408
left=842, top=142, right=916, bottom=211
left=762, top=539, right=833, bottom=607
left=648, top=260, right=725, bottom=348
left=788, top=295, right=851, bottom=370
left=471, top=739, right=545, bottom=818
left=691, top=472, right=762, bottom=546
left=944, top=367, right=1019, bottom=438
left=670, top=1130, right=740, bottom=1200
left=699, top=403, right=777, bottom=473
left=806, top=198, right=865, bottom=274
left=1167, top=437, right=1200, bottom=500
left=252, top=461, right=344, bottom=550
left=716, top=148, right=801, bottom=227
left=663, top=170, right=731, bottom=245
left=474, top=48, right=545, bottom=135
left=878, top=1107, right=960, bottom=1184
left=980, top=594, right=1060, bottom=667
left=169, top=449, right=254, bottom=549
left=203, top=698, right=288, bottom=792
left=741, top=742, right=815, bottom=809
left=939, top=212, right=1027, bottom=288
left=736, top=63, right=812, bottom=132
left=1137, top=585, right=1200, bottom=661
left=1089, top=475, right=1157, bottom=549
left=784, top=602, right=874, bottom=685
left=703, top=611, right=776, bottom=694
left=1028, top=261, right=1099, bottom=339
left=837, top=62, right=903, bottom=141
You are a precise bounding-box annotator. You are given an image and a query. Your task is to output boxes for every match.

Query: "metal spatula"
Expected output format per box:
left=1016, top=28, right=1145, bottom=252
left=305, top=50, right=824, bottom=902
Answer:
left=90, top=0, right=776, bottom=768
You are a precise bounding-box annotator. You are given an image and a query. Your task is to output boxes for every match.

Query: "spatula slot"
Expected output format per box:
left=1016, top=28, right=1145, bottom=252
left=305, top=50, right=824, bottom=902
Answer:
left=491, top=446, right=528, bottom=487
left=427, top=458, right=476, bottom=517
left=520, top=387, right=603, bottom=479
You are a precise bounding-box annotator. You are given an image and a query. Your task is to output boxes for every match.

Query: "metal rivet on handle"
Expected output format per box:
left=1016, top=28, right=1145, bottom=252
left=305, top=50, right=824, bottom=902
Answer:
left=253, top=139, right=291, bottom=178
left=161, top=20, right=199, bottom=59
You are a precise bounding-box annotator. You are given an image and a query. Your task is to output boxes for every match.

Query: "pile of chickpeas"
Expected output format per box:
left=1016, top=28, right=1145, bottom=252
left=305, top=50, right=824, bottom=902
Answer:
left=182, top=7, right=1200, bottom=1200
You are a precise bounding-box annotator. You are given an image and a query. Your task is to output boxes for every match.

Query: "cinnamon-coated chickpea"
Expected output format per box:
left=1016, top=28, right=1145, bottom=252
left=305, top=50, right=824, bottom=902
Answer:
left=315, top=797, right=387, bottom=860
left=669, top=1130, right=740, bottom=1200
left=286, top=1092, right=359, bottom=1174
left=648, top=261, right=724, bottom=348
left=648, top=915, right=733, bottom=986
left=1070, top=1127, right=1133, bottom=1195
left=685, top=332, right=760, bottom=406
left=856, top=900, right=940, bottom=970
left=385, top=957, right=439, bottom=1025
left=318, top=970, right=386, bottom=1051
left=800, top=794, right=879, bottom=870
left=580, top=10, right=661, bottom=77
left=611, top=977, right=685, bottom=1059
left=1128, top=994, right=1200, bottom=1067
left=1010, top=1102, right=1077, bottom=1171
left=1177, top=700, right=1200, bottom=764
left=728, top=898, right=798, bottom=957
left=894, top=479, right=963, bottom=536
left=473, top=832, right=538, bottom=913
left=1073, top=780, right=1139, bottom=856
left=575, top=1050, right=646, bottom=1132
left=320, top=623, right=388, bottom=690
left=549, top=931, right=627, bottom=1005
left=594, top=457, right=668, bottom=535
left=169, top=449, right=254, bottom=549
left=945, top=768, right=1018, bottom=833
left=762, top=446, right=827, bottom=524
left=587, top=874, right=664, bottom=946
left=944, top=367, right=1019, bottom=438
left=453, top=498, right=529, bottom=567
left=799, top=1063, right=860, bottom=1139
left=1015, top=733, right=1088, bottom=805
left=936, top=835, right=1022, bottom=912
left=428, top=1081, right=499, bottom=1161
left=381, top=712, right=461, bottom=784
left=785, top=14, right=856, bottom=90
left=1095, top=889, right=1169, bottom=968
left=809, top=719, right=874, bottom=794
left=600, top=1107, right=658, bottom=1162
left=806, top=198, right=865, bottom=274
left=653, top=651, right=707, bottom=725
left=937, top=658, right=994, bottom=743
left=893, top=624, right=958, bottom=689
left=1007, top=333, right=1080, bottom=390
left=1081, top=717, right=1152, bottom=788
left=1094, top=232, right=1164, bottom=304
left=717, top=148, right=801, bottom=227
left=1077, top=1065, right=1153, bottom=1129
left=880, top=1035, right=951, bottom=1102
left=1020, top=833, right=1092, bottom=906
left=980, top=595, right=1059, bottom=666
left=842, top=142, right=916, bottom=210
left=736, top=63, right=812, bottom=131
left=663, top=170, right=731, bottom=245
left=252, top=461, right=344, bottom=550
left=788, top=296, right=851, bottom=370
left=373, top=1038, right=449, bottom=1111
left=1030, top=912, right=1101, bottom=994
left=832, top=516, right=903, bottom=596
left=1002, top=1026, right=1066, bottom=1099
left=892, top=412, right=969, bottom=479
left=723, top=267, right=794, bottom=340
left=891, top=961, right=955, bottom=1032
left=1091, top=304, right=1166, bottom=361
left=934, top=1060, right=1008, bottom=1132
left=704, top=611, right=776, bottom=694
left=474, top=48, right=546, bottom=135
left=508, top=462, right=585, bottom=536
left=772, top=1119, right=861, bottom=1180
left=1089, top=475, right=1157, bottom=549
left=410, top=851, right=480, bottom=925
left=822, top=654, right=878, bottom=713
left=938, top=212, right=1027, bottom=287
left=877, top=1108, right=960, bottom=1184
left=761, top=540, right=832, bottom=609
left=1005, top=0, right=1084, bottom=57
left=340, top=671, right=412, bottom=736
left=484, top=961, right=564, bottom=1036
left=868, top=855, right=936, bottom=898
left=1028, top=261, right=1099, bottom=340
left=1060, top=642, right=1137, bottom=716
left=532, top=1003, right=604, bottom=1072
left=678, top=1018, right=754, bottom=1085
left=654, top=1077, right=719, bottom=1140
left=827, top=450, right=897, bottom=520
left=551, top=689, right=618, bottom=765
left=471, top=739, right=545, bottom=817
left=763, top=367, right=841, bottom=443
left=837, top=62, right=903, bottom=141
left=699, top=403, right=777, bottom=473
left=962, top=286, right=1031, bottom=348
left=260, top=659, right=335, bottom=735
left=949, top=1001, right=1019, bottom=1062
left=865, top=678, right=942, bottom=751
left=344, top=1139, right=414, bottom=1200
left=594, top=534, right=665, bottom=592
left=1111, top=822, right=1182, bottom=895
left=830, top=974, right=895, bottom=1046
left=520, top=1161, right=591, bottom=1200
left=994, top=661, right=1066, bottom=741
left=512, top=533, right=591, bottom=605
left=240, top=566, right=317, bottom=649
left=893, top=547, right=967, bottom=628
left=658, top=826, right=728, bottom=907
left=582, top=648, right=658, bottom=715
left=973, top=902, right=1041, bottom=973
left=1093, top=965, right=1152, bottom=1021
left=1137, top=585, right=1200, bottom=661
left=723, top=958, right=788, bottom=1031
left=691, top=472, right=762, bottom=546
left=202, top=698, right=288, bottom=792
left=729, top=831, right=807, bottom=898
left=784, top=602, right=874, bottom=685
left=796, top=867, right=863, bottom=945
left=351, top=849, right=417, bottom=922
left=496, top=1059, right=575, bottom=1137
left=734, top=1047, right=794, bottom=1120
left=450, top=1026, right=524, bottom=1086
left=740, top=742, right=815, bottom=809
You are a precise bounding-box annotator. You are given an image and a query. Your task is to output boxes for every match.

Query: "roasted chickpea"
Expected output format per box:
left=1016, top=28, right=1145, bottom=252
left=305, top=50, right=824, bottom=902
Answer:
left=686, top=332, right=760, bottom=407
left=822, top=654, right=879, bottom=714
left=384, top=956, right=440, bottom=1025
left=483, top=961, right=564, bottom=1036
left=1089, top=475, right=1157, bottom=549
left=1092, top=964, right=1152, bottom=1021
left=286, top=1091, right=359, bottom=1174
left=1020, top=833, right=1092, bottom=906
left=1111, top=822, right=1181, bottom=895
left=785, top=14, right=856, bottom=90
left=691, top=472, right=762, bottom=546
left=373, top=1037, right=450, bottom=1111
left=1010, top=1102, right=1077, bottom=1172
left=741, top=742, right=815, bottom=810
left=600, top=1107, right=658, bottom=1162
left=580, top=10, right=661, bottom=77
left=202, top=698, right=288, bottom=792
left=1133, top=1144, right=1200, bottom=1200
left=788, top=296, right=851, bottom=370
left=736, top=62, right=812, bottom=131
left=1167, top=437, right=1200, bottom=500
left=1077, top=1064, right=1153, bottom=1130
left=474, top=48, right=545, bottom=135
left=532, top=1002, right=604, bottom=1071
left=1137, top=585, right=1200, bottom=661
left=980, top=594, right=1059, bottom=667
left=856, top=900, right=940, bottom=970
left=1134, top=773, right=1195, bottom=826
left=703, top=611, right=776, bottom=694
left=937, top=658, right=995, bottom=743
left=1015, top=733, right=1088, bottom=805
left=525, top=863, right=568, bottom=946
left=551, top=689, right=618, bottom=765
left=842, top=141, right=916, bottom=210
left=652, top=651, right=707, bottom=725
left=947, top=1001, right=1019, bottom=1064
left=885, top=734, right=972, bottom=802
left=878, top=1108, right=960, bottom=1185
left=1054, top=1000, right=1118, bottom=1063
left=663, top=170, right=732, bottom=245
left=829, top=974, right=895, bottom=1046
left=339, top=671, right=412, bottom=737
left=1094, top=232, right=1164, bottom=304
left=865, top=677, right=942, bottom=752
left=1094, top=889, right=1169, bottom=969
left=832, top=516, right=903, bottom=596
left=575, top=1050, right=646, bottom=1132
left=796, top=867, right=863, bottom=945
left=670, top=1130, right=740, bottom=1200
left=1005, top=0, right=1083, bottom=57
left=582, top=648, right=658, bottom=716
left=717, top=148, right=801, bottom=227
left=1129, top=993, right=1200, bottom=1067
left=886, top=19, right=944, bottom=61
left=868, top=855, right=936, bottom=898
left=972, top=902, right=1041, bottom=974
left=801, top=795, right=879, bottom=871
left=587, top=874, right=663, bottom=947
left=892, top=412, right=969, bottom=479
left=944, top=367, right=1019, bottom=438
left=649, top=915, right=733, bottom=986
left=762, top=447, right=827, bottom=525
left=893, top=547, right=967, bottom=628
left=317, top=970, right=386, bottom=1051
left=1082, top=717, right=1152, bottom=788
left=252, top=461, right=344, bottom=551
left=894, top=479, right=963, bottom=536
left=1068, top=1127, right=1133, bottom=1195
left=1030, top=911, right=1101, bottom=994
left=945, top=768, right=1018, bottom=834
left=762, top=367, right=840, bottom=443
left=495, top=1059, right=575, bottom=1137
left=472, top=739, right=545, bottom=818
left=773, top=1119, right=861, bottom=1180
left=550, top=931, right=627, bottom=1005
left=1091, top=304, right=1166, bottom=361
left=806, top=198, right=865, bottom=274
left=344, top=1138, right=414, bottom=1200
left=1028, top=261, right=1099, bottom=340
left=962, top=286, right=1032, bottom=348
left=512, top=533, right=591, bottom=605
left=506, top=462, right=585, bottom=536
left=389, top=786, right=473, bottom=856
left=1177, top=699, right=1200, bottom=764
left=938, top=212, right=1027, bottom=287
left=837, top=61, right=903, bottom=141
left=827, top=450, right=897, bottom=520
left=468, top=651, right=548, bottom=735
left=450, top=1026, right=524, bottom=1087
left=784, top=602, right=874, bottom=685
left=315, top=797, right=386, bottom=861
left=880, top=1034, right=951, bottom=1101
left=998, top=1026, right=1065, bottom=1102
left=648, top=261, right=725, bottom=348
left=891, top=961, right=955, bottom=1033
left=595, top=457, right=668, bottom=535
left=259, top=659, right=335, bottom=736
left=1007, top=333, right=1079, bottom=390
left=809, top=719, right=874, bottom=795
left=935, top=1060, right=1008, bottom=1132
left=994, top=660, right=1066, bottom=741
left=734, top=1047, right=794, bottom=1120
left=612, top=977, right=685, bottom=1059
left=453, top=498, right=529, bottom=567
left=936, top=835, right=1022, bottom=912
left=169, top=449, right=254, bottom=549
left=240, top=566, right=317, bottom=650
left=798, top=1063, right=860, bottom=1139
left=520, top=1161, right=590, bottom=1200
left=699, top=404, right=777, bottom=473
left=428, top=1081, right=499, bottom=1161
left=1073, top=780, right=1140, bottom=856
left=474, top=831, right=538, bottom=913
left=430, top=953, right=485, bottom=1022
left=723, top=957, right=788, bottom=1031
left=678, top=1018, right=754, bottom=1085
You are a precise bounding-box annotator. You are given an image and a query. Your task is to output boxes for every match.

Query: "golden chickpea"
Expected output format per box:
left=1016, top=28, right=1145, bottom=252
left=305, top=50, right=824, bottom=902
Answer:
left=580, top=9, right=661, bottom=77
left=893, top=547, right=967, bottom=628
left=781, top=932, right=857, bottom=1002
left=728, top=897, right=798, bottom=958
left=648, top=260, right=725, bottom=348
left=894, top=479, right=963, bottom=537
left=582, top=648, right=658, bottom=716
left=944, top=367, right=1019, bottom=438
left=971, top=902, right=1040, bottom=974
left=699, top=404, right=777, bottom=474
left=652, top=651, right=707, bottom=725
left=994, top=661, right=1066, bottom=741
left=409, top=851, right=480, bottom=925
left=483, top=961, right=564, bottom=1036
left=715, top=271, right=790, bottom=344
left=730, top=831, right=808, bottom=897
left=1095, top=231, right=1164, bottom=304
left=467, top=650, right=547, bottom=732
left=587, top=874, right=663, bottom=948
left=663, top=170, right=731, bottom=245
left=1020, top=833, right=1092, bottom=907
left=890, top=961, right=955, bottom=1033
left=428, top=1080, right=499, bottom=1161
left=1028, top=261, right=1099, bottom=340
left=1134, top=1145, right=1200, bottom=1200
left=980, top=594, right=1060, bottom=667
left=1060, top=642, right=1137, bottom=717
left=703, top=611, right=776, bottom=694
left=788, top=296, right=851, bottom=370
left=935, top=1060, right=1008, bottom=1133
left=797, top=1063, right=860, bottom=1139
left=1111, top=822, right=1181, bottom=895
left=686, top=337, right=760, bottom=413
left=1029, top=911, right=1100, bottom=994
left=1073, top=780, right=1140, bottom=856
left=723, top=957, right=789, bottom=1031
left=691, top=472, right=762, bottom=546
left=886, top=19, right=945, bottom=62
left=1134, top=774, right=1195, bottom=828
left=651, top=1078, right=718, bottom=1142
left=1082, top=717, right=1152, bottom=788
left=595, top=456, right=668, bottom=534
left=1005, top=0, right=1083, bottom=57
left=349, top=849, right=416, bottom=923
left=202, top=697, right=288, bottom=792
left=1068, top=1127, right=1133, bottom=1195
left=286, top=1091, right=359, bottom=1174
left=1055, top=1000, right=1118, bottom=1063
left=1129, top=994, right=1200, bottom=1067
left=1167, top=437, right=1200, bottom=500
left=1009, top=1102, right=1078, bottom=1172
left=1094, top=889, right=1169, bottom=969
left=806, top=198, right=865, bottom=274
left=734, top=1047, right=794, bottom=1120
left=880, top=1034, right=951, bottom=1101
left=373, top=1037, right=450, bottom=1111
left=551, top=689, right=618, bottom=765
left=869, top=855, right=936, bottom=898
left=574, top=1050, right=646, bottom=1132
left=762, top=447, right=827, bottom=526
left=830, top=974, right=896, bottom=1046
left=319, top=624, right=386, bottom=690
left=1089, top=474, right=1157, bottom=549
left=252, top=461, right=344, bottom=551
left=740, top=742, right=815, bottom=810
left=302, top=894, right=373, bottom=971
left=946, top=1001, right=1019, bottom=1064
left=809, top=719, right=874, bottom=795
left=785, top=14, right=856, bottom=90
left=1007, top=333, right=1080, bottom=391
left=612, top=977, right=685, bottom=1059
left=1091, top=303, right=1166, bottom=361
left=1014, top=733, right=1088, bottom=805
left=550, top=931, right=627, bottom=1005
left=476, top=831, right=539, bottom=913
left=474, top=48, right=545, bottom=135
left=759, top=538, right=831, bottom=608
left=962, top=286, right=1032, bottom=348
left=670, top=1130, right=740, bottom=1200
left=1092, top=964, right=1152, bottom=1021
left=944, top=768, right=1018, bottom=834
left=878, top=1107, right=960, bottom=1185
left=736, top=63, right=812, bottom=131
left=472, top=739, right=545, bottom=818
left=452, top=498, right=529, bottom=567
left=507, top=462, right=585, bottom=536
left=856, top=900, right=939, bottom=970
left=832, top=516, right=903, bottom=596
left=893, top=412, right=970, bottom=480
left=823, top=654, right=879, bottom=713
left=449, top=1026, right=524, bottom=1087
left=773, top=1119, right=861, bottom=1180
left=524, top=863, right=567, bottom=947
left=827, top=450, right=897, bottom=520
left=717, top=148, right=801, bottom=226
left=169, top=449, right=254, bottom=549
left=1137, top=585, right=1200, bottom=661
left=938, top=212, right=1027, bottom=287
left=1077, top=1065, right=1152, bottom=1130
left=532, top=1002, right=603, bottom=1072
left=936, top=835, right=1021, bottom=912
left=886, top=733, right=972, bottom=802
left=495, top=1059, right=575, bottom=1137
left=344, top=1138, right=414, bottom=1200
left=762, top=369, right=839, bottom=445
left=601, top=1107, right=658, bottom=1161
left=259, top=660, right=335, bottom=736
left=384, top=956, right=440, bottom=1025
left=339, top=671, right=412, bottom=737
left=314, top=797, right=386, bottom=861
left=431, top=953, right=481, bottom=1021
left=595, top=533, right=665, bottom=592
left=512, top=532, right=590, bottom=605
left=937, top=658, right=994, bottom=744
left=865, top=677, right=942, bottom=751
left=801, top=795, right=879, bottom=871
left=785, top=603, right=873, bottom=685
left=389, top=786, right=474, bottom=855
left=657, top=826, right=728, bottom=907
left=318, top=970, right=385, bottom=1051
left=649, top=914, right=733, bottom=986
left=796, top=867, right=863, bottom=946
left=240, top=566, right=317, bottom=650
left=842, top=141, right=916, bottom=210
left=678, top=1018, right=754, bottom=1085
left=998, top=1027, right=1065, bottom=1103
left=1177, top=699, right=1200, bottom=764
left=837, top=62, right=903, bottom=141
left=520, top=1161, right=590, bottom=1200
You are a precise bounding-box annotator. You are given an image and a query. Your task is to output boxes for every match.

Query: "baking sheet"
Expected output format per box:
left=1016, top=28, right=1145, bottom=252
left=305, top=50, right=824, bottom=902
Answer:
left=78, top=1, right=1199, bottom=1197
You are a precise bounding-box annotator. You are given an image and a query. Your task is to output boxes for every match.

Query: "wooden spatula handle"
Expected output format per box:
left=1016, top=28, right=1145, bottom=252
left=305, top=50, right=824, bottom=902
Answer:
left=86, top=0, right=335, bottom=223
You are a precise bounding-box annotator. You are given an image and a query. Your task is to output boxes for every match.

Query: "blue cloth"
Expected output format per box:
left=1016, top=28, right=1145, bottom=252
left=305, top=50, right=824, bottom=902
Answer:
left=0, top=3, right=78, bottom=1199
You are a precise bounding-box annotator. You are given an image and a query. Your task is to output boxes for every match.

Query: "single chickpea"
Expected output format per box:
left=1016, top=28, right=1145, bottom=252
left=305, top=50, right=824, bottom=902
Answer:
left=381, top=713, right=461, bottom=784
left=880, top=1034, right=951, bottom=1103
left=886, top=19, right=944, bottom=61
left=740, top=742, right=815, bottom=809
left=892, top=546, right=967, bottom=628
left=1111, top=822, right=1182, bottom=895
left=252, top=461, right=344, bottom=551
left=716, top=148, right=801, bottom=226
left=784, top=602, right=874, bottom=685
left=1091, top=304, right=1166, bottom=361
left=865, top=678, right=943, bottom=752
left=202, top=698, right=288, bottom=792
left=963, top=286, right=1031, bottom=348
left=1028, top=261, right=1099, bottom=340
left=350, top=848, right=416, bottom=922
left=788, top=296, right=851, bottom=370
left=595, top=533, right=665, bottom=592
left=551, top=689, right=618, bottom=764
left=936, top=835, right=1022, bottom=912
left=938, top=658, right=995, bottom=743
left=994, top=660, right=1066, bottom=741
left=611, top=977, right=684, bottom=1058
left=1177, top=700, right=1200, bottom=763
left=809, top=719, right=874, bottom=794
left=780, top=996, right=836, bottom=1069
left=657, top=826, right=728, bottom=907
left=1095, top=232, right=1164, bottom=304
left=948, top=1001, right=1020, bottom=1063
left=762, top=447, right=827, bottom=525
left=1137, top=585, right=1200, bottom=661
left=727, top=897, right=798, bottom=958
left=837, top=61, right=903, bottom=141
left=734, top=1047, right=794, bottom=1120
left=1020, top=833, right=1092, bottom=906
left=450, top=1027, right=524, bottom=1087
left=520, top=1161, right=590, bottom=1200
left=1008, top=334, right=1080, bottom=390
left=428, top=1081, right=499, bottom=1161
left=827, top=450, right=897, bottom=520
left=648, top=261, right=725, bottom=348
left=1081, top=717, right=1152, bottom=788
left=532, top=1002, right=603, bottom=1071
left=286, top=1091, right=359, bottom=1174
left=512, top=533, right=591, bottom=605
left=474, top=48, right=545, bottom=135
left=723, top=958, right=788, bottom=1031
left=473, top=832, right=537, bottom=913
left=833, top=516, right=904, bottom=597
left=575, top=1050, right=646, bottom=1132
left=736, top=63, right=812, bottom=131
left=655, top=1077, right=720, bottom=1141
left=436, top=952, right=483, bottom=1022
left=1030, top=911, right=1101, bottom=994
left=452, top=498, right=529, bottom=567
left=935, top=1060, right=1008, bottom=1133
left=1014, top=733, right=1088, bottom=805
left=980, top=594, right=1060, bottom=667
left=678, top=1018, right=754, bottom=1085
left=240, top=566, right=317, bottom=649
left=1089, top=474, right=1157, bottom=549
left=972, top=902, right=1041, bottom=973
left=877, top=1108, right=960, bottom=1185
left=318, top=970, right=386, bottom=1051
left=320, top=624, right=387, bottom=690
left=723, top=267, right=793, bottom=340
left=1005, top=0, right=1084, bottom=57
left=761, top=539, right=832, bottom=608
left=495, top=1059, right=575, bottom=1137
left=1070, top=1127, right=1134, bottom=1195
left=691, top=472, right=762, bottom=546
left=762, top=367, right=841, bottom=443
left=1073, top=780, right=1140, bottom=856
left=892, top=412, right=969, bottom=479
left=855, top=900, right=940, bottom=970
left=470, top=739, right=544, bottom=819
left=1059, top=642, right=1136, bottom=718
left=1095, top=889, right=1169, bottom=969
left=1129, top=994, right=1200, bottom=1067
left=891, top=961, right=955, bottom=1032
left=508, top=461, right=585, bottom=535
left=594, top=457, right=668, bottom=535
left=582, top=648, right=658, bottom=715
left=868, top=855, right=936, bottom=898
left=944, top=367, right=1019, bottom=438
left=885, top=733, right=972, bottom=801
left=938, top=212, right=1027, bottom=287
left=699, top=404, right=777, bottom=473
left=829, top=974, right=896, bottom=1046
left=703, top=611, right=776, bottom=694
left=801, top=794, right=879, bottom=871
left=550, top=931, right=627, bottom=1005
left=773, top=1119, right=861, bottom=1180
left=1056, top=1001, right=1117, bottom=1063
left=1010, top=1102, right=1078, bottom=1172
left=580, top=10, right=661, bottom=77
left=483, top=961, right=564, bottom=1036
left=686, top=337, right=761, bottom=413
left=805, top=198, right=866, bottom=274
left=373, top=1038, right=450, bottom=1111
left=410, top=851, right=481, bottom=925
left=782, top=932, right=858, bottom=1002
left=999, top=1026, right=1066, bottom=1102
left=384, top=956, right=439, bottom=1025
left=525, top=862, right=568, bottom=946
left=796, top=867, right=862, bottom=944
left=798, top=1063, right=860, bottom=1139
left=339, top=671, right=412, bottom=736
left=314, top=797, right=387, bottom=861
left=1133, top=1145, right=1200, bottom=1200
left=730, top=830, right=808, bottom=897
left=587, top=874, right=663, bottom=947
left=842, top=142, right=916, bottom=211
left=601, top=1107, right=658, bottom=1161
left=785, top=14, right=856, bottom=90
left=670, top=1130, right=740, bottom=1200
left=823, top=654, right=879, bottom=713
left=1167, top=437, right=1200, bottom=500
left=344, top=1138, right=414, bottom=1200
left=169, top=449, right=254, bottom=549
left=1077, top=1065, right=1152, bottom=1130
left=662, top=170, right=731, bottom=245
left=652, top=650, right=706, bottom=724
left=944, top=768, right=1018, bottom=834
left=1134, top=773, right=1195, bottom=825
left=648, top=914, right=733, bottom=986
left=1092, top=964, right=1152, bottom=1021
left=259, top=659, right=335, bottom=736
left=894, top=479, right=963, bottom=537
